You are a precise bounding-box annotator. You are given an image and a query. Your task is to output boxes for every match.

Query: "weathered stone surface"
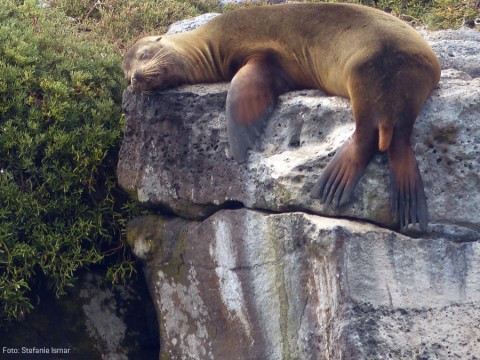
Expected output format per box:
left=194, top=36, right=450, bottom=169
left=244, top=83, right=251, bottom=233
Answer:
left=217, top=0, right=285, bottom=7
left=118, top=25, right=480, bottom=360
left=118, top=75, right=480, bottom=231
left=127, top=210, right=480, bottom=359
left=167, top=13, right=220, bottom=35
left=423, top=28, right=480, bottom=78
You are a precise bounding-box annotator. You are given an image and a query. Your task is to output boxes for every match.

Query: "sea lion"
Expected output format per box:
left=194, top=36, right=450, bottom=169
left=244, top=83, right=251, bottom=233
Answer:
left=123, top=3, right=441, bottom=231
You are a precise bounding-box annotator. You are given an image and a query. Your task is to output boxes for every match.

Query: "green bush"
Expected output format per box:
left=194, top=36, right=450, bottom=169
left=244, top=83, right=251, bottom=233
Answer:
left=50, top=0, right=223, bottom=50
left=427, top=0, right=479, bottom=28
left=370, top=0, right=479, bottom=28
left=0, top=0, right=137, bottom=324
left=298, top=0, right=478, bottom=28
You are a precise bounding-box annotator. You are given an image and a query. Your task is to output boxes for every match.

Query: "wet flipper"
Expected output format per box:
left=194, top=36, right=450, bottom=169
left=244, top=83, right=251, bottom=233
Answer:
left=226, top=57, right=277, bottom=163
left=388, top=137, right=428, bottom=231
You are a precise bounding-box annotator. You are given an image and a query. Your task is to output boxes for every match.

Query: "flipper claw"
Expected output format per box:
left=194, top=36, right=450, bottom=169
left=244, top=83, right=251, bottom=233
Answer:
left=311, top=137, right=375, bottom=210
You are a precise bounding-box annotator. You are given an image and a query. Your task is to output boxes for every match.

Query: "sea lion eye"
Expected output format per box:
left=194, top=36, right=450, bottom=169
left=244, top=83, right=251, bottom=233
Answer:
left=140, top=50, right=149, bottom=60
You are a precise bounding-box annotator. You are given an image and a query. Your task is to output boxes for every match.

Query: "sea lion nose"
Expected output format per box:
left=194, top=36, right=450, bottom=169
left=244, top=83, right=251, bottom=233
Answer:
left=131, top=71, right=144, bottom=87
left=131, top=74, right=138, bottom=87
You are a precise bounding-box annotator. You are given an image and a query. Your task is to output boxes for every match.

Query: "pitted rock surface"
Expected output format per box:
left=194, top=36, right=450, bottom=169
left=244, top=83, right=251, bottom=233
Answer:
left=118, top=75, right=480, bottom=231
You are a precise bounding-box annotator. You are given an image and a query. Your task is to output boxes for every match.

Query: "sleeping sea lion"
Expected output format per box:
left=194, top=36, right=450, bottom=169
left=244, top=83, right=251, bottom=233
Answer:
left=123, top=3, right=441, bottom=231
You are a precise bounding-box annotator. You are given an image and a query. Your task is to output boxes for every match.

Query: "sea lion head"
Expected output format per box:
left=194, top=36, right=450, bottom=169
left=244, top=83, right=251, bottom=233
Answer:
left=123, top=36, right=183, bottom=93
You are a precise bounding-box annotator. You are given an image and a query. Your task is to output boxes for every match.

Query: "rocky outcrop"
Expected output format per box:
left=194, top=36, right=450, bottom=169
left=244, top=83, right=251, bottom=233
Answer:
left=118, top=26, right=480, bottom=359
left=118, top=75, right=480, bottom=231
left=127, top=211, right=479, bottom=359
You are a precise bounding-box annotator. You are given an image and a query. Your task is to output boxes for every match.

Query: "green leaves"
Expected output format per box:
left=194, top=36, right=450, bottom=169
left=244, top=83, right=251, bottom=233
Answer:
left=0, top=0, right=138, bottom=324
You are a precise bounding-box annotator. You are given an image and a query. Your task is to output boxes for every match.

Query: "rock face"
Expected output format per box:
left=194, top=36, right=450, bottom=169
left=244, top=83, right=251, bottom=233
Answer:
left=127, top=211, right=479, bottom=359
left=118, top=25, right=480, bottom=360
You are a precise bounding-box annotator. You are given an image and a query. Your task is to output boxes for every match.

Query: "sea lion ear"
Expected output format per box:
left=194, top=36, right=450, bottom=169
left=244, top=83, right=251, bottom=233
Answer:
left=226, top=58, right=277, bottom=163
left=155, top=36, right=162, bottom=42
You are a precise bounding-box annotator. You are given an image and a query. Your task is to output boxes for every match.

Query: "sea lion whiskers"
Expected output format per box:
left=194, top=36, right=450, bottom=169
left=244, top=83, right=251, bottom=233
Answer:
left=149, top=50, right=169, bottom=62
left=143, top=49, right=172, bottom=70
left=142, top=63, right=173, bottom=75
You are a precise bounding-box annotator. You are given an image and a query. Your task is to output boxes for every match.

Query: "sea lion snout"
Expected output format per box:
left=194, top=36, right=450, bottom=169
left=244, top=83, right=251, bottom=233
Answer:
left=130, top=71, right=151, bottom=91
left=130, top=72, right=140, bottom=88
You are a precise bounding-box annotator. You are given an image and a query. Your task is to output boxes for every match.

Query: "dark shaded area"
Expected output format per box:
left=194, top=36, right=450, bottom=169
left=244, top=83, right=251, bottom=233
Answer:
left=0, top=266, right=159, bottom=360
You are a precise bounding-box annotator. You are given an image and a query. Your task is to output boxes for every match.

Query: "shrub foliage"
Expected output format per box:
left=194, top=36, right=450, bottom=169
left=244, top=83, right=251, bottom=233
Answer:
left=0, top=0, right=135, bottom=323
left=50, top=0, right=223, bottom=49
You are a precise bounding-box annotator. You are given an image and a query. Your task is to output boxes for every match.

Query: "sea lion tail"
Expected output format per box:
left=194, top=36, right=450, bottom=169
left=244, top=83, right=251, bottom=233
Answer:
left=378, top=122, right=393, bottom=152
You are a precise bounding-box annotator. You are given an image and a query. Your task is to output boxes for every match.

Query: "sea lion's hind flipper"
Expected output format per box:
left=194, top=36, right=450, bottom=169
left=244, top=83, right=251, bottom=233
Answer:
left=311, top=135, right=376, bottom=208
left=388, top=138, right=428, bottom=231
left=226, top=58, right=277, bottom=163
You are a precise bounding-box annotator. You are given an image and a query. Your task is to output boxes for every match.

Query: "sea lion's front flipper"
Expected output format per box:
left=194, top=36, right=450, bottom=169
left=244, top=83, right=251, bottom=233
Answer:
left=226, top=58, right=277, bottom=163
left=388, top=135, right=428, bottom=231
left=311, top=131, right=377, bottom=208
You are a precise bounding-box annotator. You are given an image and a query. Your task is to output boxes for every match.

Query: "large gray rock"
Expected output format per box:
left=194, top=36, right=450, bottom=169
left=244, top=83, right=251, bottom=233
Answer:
left=167, top=13, right=220, bottom=35
left=118, top=26, right=480, bottom=360
left=118, top=76, right=480, bottom=232
left=423, top=28, right=480, bottom=78
left=127, top=210, right=480, bottom=359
